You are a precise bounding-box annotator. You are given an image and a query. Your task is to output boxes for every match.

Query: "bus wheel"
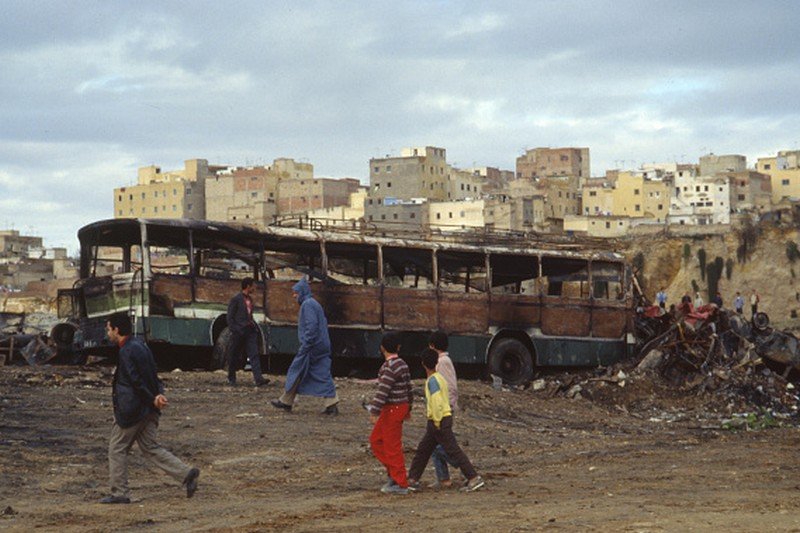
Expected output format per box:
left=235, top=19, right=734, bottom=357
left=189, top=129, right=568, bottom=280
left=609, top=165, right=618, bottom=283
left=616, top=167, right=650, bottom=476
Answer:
left=211, top=327, right=233, bottom=370
left=488, top=338, right=533, bottom=386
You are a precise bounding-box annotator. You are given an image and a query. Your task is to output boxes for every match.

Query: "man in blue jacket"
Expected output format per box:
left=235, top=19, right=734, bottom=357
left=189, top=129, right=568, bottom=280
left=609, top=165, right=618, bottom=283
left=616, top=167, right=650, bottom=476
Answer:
left=271, top=277, right=339, bottom=415
left=226, top=277, right=268, bottom=386
left=100, top=313, right=199, bottom=504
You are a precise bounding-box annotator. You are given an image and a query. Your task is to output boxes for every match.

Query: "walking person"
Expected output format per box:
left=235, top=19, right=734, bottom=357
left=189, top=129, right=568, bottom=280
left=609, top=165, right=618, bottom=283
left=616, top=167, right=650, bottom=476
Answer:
left=367, top=332, right=413, bottom=495
left=407, top=348, right=484, bottom=493
left=734, top=291, right=744, bottom=314
left=271, top=277, right=339, bottom=414
left=226, top=277, right=268, bottom=387
left=750, top=289, right=760, bottom=319
left=428, top=330, right=460, bottom=489
left=100, top=313, right=199, bottom=504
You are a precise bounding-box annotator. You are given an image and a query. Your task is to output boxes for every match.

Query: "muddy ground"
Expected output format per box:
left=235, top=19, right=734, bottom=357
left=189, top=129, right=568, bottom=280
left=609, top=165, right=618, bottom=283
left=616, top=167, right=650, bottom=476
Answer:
left=2, top=363, right=800, bottom=532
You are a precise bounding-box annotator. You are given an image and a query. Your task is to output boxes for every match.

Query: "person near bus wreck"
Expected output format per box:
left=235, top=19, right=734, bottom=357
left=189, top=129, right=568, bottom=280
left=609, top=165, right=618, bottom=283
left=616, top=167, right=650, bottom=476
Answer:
left=100, top=312, right=199, bottom=504
left=368, top=331, right=413, bottom=494
left=271, top=277, right=339, bottom=415
left=427, top=330, right=461, bottom=490
left=226, top=277, right=268, bottom=387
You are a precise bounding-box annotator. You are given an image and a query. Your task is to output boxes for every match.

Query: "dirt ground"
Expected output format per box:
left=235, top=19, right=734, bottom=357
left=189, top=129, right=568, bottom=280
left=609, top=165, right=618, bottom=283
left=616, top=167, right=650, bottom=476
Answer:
left=2, top=363, right=800, bottom=532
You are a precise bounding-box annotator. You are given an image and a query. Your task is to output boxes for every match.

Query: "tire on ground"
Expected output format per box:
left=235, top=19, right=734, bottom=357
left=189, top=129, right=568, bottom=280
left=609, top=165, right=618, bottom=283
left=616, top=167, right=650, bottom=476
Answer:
left=211, top=327, right=235, bottom=370
left=488, top=337, right=534, bottom=386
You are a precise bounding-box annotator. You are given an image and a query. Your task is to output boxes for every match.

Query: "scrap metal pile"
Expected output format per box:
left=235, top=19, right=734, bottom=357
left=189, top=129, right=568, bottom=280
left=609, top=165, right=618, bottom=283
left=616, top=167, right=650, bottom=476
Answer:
left=632, top=301, right=800, bottom=415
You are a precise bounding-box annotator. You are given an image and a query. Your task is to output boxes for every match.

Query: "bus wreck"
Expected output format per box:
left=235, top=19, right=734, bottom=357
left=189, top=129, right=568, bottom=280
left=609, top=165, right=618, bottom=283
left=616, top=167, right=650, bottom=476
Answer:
left=56, top=218, right=635, bottom=384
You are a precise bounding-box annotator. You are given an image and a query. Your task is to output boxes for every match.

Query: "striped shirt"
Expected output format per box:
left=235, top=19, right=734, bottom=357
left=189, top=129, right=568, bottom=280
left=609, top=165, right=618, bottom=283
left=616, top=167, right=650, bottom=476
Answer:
left=369, top=356, right=412, bottom=415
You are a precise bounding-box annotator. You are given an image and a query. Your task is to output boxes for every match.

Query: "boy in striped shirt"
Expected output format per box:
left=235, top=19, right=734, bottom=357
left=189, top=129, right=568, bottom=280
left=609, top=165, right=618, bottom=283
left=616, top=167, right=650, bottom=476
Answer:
left=368, top=332, right=413, bottom=495
left=407, top=348, right=484, bottom=492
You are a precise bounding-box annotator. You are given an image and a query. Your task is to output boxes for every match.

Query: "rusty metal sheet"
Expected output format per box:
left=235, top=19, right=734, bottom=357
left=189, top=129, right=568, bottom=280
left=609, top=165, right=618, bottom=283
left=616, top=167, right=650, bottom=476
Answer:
left=489, top=295, right=541, bottom=329
left=383, top=288, right=437, bottom=330
left=152, top=275, right=193, bottom=305
left=194, top=278, right=240, bottom=304
left=592, top=305, right=627, bottom=338
left=266, top=280, right=298, bottom=323
left=541, top=297, right=591, bottom=336
left=438, top=292, right=488, bottom=334
left=317, top=285, right=381, bottom=327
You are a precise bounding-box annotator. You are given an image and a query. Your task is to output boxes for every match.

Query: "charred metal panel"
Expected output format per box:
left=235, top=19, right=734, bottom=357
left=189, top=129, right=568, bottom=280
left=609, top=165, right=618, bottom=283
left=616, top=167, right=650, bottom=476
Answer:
left=541, top=297, right=591, bottom=336
left=152, top=275, right=193, bottom=305
left=194, top=278, right=241, bottom=305
left=317, top=285, right=381, bottom=327
left=533, top=337, right=625, bottom=366
left=438, top=292, right=489, bottom=334
left=489, top=295, right=541, bottom=329
left=592, top=304, right=628, bottom=338
left=383, top=288, right=437, bottom=330
left=266, top=280, right=299, bottom=323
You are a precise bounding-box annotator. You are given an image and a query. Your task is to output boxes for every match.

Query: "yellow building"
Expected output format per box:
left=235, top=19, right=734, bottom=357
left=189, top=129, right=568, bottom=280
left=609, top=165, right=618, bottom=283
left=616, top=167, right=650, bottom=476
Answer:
left=114, top=159, right=225, bottom=220
left=581, top=172, right=669, bottom=222
left=757, top=150, right=800, bottom=203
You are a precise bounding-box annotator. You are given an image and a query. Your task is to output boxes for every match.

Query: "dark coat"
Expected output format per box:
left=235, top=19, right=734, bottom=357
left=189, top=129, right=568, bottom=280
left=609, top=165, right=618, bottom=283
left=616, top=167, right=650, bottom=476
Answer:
left=112, top=337, right=164, bottom=428
left=227, top=292, right=255, bottom=335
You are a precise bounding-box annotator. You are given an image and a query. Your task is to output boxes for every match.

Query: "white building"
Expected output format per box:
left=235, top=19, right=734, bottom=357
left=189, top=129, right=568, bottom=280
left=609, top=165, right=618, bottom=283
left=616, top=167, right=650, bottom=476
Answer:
left=669, top=175, right=730, bottom=225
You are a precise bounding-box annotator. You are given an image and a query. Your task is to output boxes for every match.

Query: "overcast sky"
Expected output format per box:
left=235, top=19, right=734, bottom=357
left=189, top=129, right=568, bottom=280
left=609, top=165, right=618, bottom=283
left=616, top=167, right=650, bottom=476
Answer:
left=1, top=0, right=798, bottom=251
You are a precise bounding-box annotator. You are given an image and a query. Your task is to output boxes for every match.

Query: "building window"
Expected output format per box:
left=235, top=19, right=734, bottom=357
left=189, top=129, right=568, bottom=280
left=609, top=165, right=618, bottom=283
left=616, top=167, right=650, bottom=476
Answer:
left=153, top=206, right=158, bottom=213
left=436, top=213, right=441, bottom=219
left=393, top=213, right=398, bottom=220
left=386, top=166, right=391, bottom=172
left=635, top=205, right=640, bottom=212
left=374, top=167, right=379, bottom=173
left=368, top=199, right=373, bottom=205
left=117, top=195, right=122, bottom=202
left=141, top=193, right=146, bottom=199
left=634, top=188, right=640, bottom=195
left=605, top=222, right=610, bottom=229
left=658, top=204, right=663, bottom=210
left=738, top=194, right=745, bottom=201
left=118, top=210, right=122, bottom=215
left=589, top=191, right=597, bottom=197
left=448, top=212, right=453, bottom=219
left=765, top=164, right=771, bottom=170
left=460, top=211, right=465, bottom=217
left=251, top=192, right=258, bottom=198
left=782, top=179, right=790, bottom=186
left=410, top=212, right=416, bottom=219
left=368, top=215, right=373, bottom=221
left=188, top=203, right=193, bottom=210
left=704, top=185, right=709, bottom=192
left=381, top=214, right=386, bottom=220
left=387, top=182, right=392, bottom=188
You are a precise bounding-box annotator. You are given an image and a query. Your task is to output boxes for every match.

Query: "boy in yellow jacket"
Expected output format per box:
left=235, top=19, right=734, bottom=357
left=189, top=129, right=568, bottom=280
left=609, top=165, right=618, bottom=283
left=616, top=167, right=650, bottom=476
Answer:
left=406, top=348, right=484, bottom=492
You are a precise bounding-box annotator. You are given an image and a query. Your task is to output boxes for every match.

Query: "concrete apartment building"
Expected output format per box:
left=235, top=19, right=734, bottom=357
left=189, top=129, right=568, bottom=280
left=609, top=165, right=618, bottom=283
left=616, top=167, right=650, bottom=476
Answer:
left=563, top=215, right=632, bottom=238
left=302, top=189, right=368, bottom=230
left=756, top=150, right=800, bottom=204
left=669, top=174, right=730, bottom=225
left=369, top=146, right=449, bottom=204
left=115, top=159, right=225, bottom=220
left=0, top=230, right=77, bottom=290
left=466, top=167, right=515, bottom=194
left=446, top=166, right=483, bottom=201
left=721, top=171, right=772, bottom=212
left=363, top=198, right=429, bottom=235
left=515, top=147, right=590, bottom=181
left=277, top=177, right=361, bottom=216
left=698, top=153, right=747, bottom=176
left=206, top=158, right=314, bottom=226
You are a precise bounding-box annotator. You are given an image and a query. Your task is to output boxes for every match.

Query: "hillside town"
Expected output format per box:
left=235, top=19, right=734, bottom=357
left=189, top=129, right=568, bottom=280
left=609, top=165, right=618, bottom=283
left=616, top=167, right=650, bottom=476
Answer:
left=111, top=147, right=799, bottom=238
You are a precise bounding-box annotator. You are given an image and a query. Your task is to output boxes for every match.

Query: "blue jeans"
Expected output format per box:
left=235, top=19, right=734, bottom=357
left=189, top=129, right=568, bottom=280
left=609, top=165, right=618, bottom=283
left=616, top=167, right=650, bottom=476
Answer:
left=432, top=444, right=459, bottom=481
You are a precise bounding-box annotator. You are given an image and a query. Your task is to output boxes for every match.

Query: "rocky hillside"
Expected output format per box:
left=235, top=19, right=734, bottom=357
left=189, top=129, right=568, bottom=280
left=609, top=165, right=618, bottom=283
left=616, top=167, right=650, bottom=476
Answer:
left=624, top=222, right=800, bottom=329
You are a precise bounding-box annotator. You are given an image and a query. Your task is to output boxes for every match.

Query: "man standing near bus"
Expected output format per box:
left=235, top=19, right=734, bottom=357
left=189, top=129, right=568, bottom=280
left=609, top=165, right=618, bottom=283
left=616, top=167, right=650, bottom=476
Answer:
left=226, top=277, right=268, bottom=387
left=271, top=277, right=339, bottom=415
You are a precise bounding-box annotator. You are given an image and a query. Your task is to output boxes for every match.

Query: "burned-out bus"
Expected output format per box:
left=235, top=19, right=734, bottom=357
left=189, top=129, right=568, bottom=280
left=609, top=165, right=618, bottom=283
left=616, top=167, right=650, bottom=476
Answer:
left=56, top=218, right=635, bottom=384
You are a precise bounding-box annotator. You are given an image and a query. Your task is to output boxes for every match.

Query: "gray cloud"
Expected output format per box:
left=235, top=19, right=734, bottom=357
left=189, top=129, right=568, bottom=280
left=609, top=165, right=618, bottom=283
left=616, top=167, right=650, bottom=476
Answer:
left=0, top=0, right=798, bottom=250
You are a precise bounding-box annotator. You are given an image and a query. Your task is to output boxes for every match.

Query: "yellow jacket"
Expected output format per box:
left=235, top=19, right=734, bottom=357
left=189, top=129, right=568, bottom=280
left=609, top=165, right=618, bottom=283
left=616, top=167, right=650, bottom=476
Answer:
left=425, top=372, right=452, bottom=428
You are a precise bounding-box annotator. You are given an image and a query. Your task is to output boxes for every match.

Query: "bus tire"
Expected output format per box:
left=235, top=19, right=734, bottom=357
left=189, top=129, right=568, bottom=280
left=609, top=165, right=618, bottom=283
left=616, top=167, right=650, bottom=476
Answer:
left=488, top=338, right=533, bottom=386
left=211, top=327, right=234, bottom=370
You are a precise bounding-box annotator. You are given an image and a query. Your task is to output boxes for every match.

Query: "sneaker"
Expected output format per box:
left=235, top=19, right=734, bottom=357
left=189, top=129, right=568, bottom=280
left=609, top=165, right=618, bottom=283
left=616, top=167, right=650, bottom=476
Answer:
left=406, top=480, right=421, bottom=492
left=461, top=475, right=485, bottom=492
left=381, top=478, right=397, bottom=492
left=321, top=404, right=339, bottom=416
left=99, top=495, right=130, bottom=504
left=183, top=467, right=200, bottom=498
left=270, top=399, right=292, bottom=412
left=427, top=479, right=453, bottom=490
left=380, top=484, right=409, bottom=495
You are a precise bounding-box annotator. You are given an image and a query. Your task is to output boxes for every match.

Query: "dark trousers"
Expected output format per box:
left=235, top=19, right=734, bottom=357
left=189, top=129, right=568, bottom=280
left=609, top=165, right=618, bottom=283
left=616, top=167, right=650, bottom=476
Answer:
left=408, top=416, right=477, bottom=482
left=228, top=327, right=264, bottom=384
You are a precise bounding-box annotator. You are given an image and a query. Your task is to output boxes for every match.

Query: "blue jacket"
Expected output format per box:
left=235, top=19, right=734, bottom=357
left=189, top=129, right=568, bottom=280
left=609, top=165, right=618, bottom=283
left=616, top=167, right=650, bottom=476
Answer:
left=284, top=278, right=336, bottom=397
left=112, top=337, right=164, bottom=428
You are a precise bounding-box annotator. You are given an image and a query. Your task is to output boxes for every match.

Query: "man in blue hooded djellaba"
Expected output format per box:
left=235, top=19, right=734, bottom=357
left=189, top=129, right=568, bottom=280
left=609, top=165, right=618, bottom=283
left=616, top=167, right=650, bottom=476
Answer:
left=271, top=277, right=340, bottom=415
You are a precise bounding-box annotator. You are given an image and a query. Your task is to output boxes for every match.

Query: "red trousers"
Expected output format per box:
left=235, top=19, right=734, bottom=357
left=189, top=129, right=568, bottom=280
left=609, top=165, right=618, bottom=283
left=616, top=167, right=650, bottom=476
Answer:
left=370, top=403, right=410, bottom=488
